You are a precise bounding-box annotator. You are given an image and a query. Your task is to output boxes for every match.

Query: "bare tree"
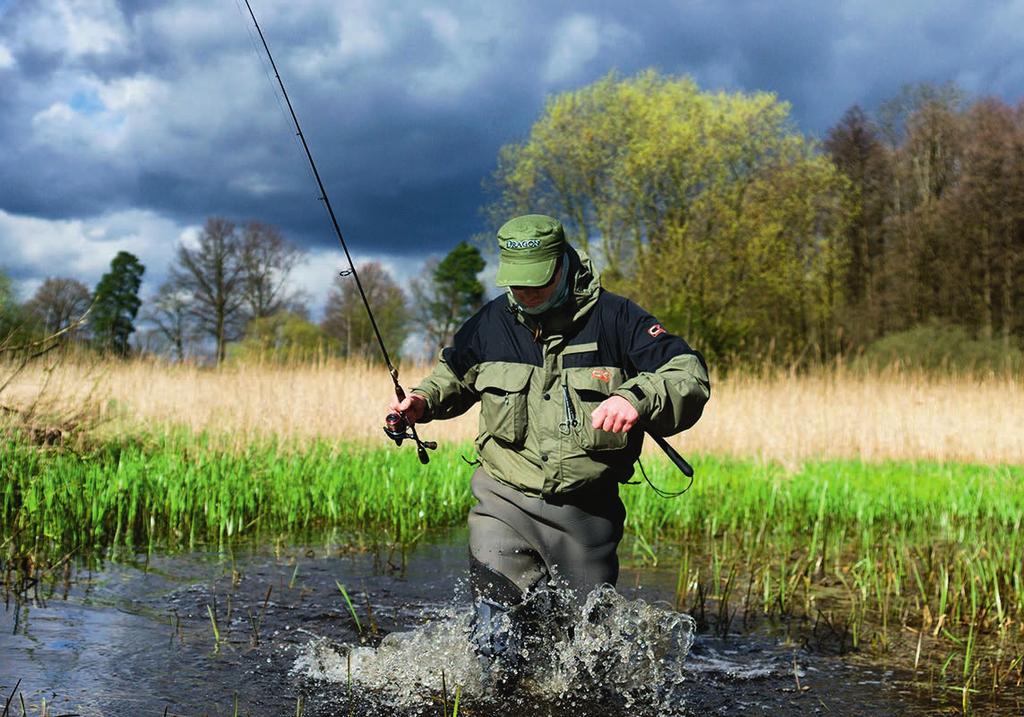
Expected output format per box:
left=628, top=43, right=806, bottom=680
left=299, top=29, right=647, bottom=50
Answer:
left=825, top=106, right=892, bottom=343
left=169, top=217, right=247, bottom=363
left=142, top=280, right=195, bottom=362
left=24, top=277, right=92, bottom=336
left=321, top=262, right=410, bottom=360
left=239, top=221, right=305, bottom=319
left=0, top=269, right=16, bottom=336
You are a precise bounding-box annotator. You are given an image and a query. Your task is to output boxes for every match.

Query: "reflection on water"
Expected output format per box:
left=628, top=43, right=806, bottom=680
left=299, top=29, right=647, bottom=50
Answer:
left=0, top=530, right=1008, bottom=716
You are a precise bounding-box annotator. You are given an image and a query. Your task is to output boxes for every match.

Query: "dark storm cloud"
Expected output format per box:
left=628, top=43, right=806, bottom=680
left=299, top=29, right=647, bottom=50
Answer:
left=0, top=0, right=555, bottom=260
left=1, top=0, right=1023, bottom=297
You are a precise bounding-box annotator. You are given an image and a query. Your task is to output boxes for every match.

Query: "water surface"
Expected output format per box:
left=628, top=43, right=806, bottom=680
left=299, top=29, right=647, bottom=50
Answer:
left=0, top=530, right=999, bottom=715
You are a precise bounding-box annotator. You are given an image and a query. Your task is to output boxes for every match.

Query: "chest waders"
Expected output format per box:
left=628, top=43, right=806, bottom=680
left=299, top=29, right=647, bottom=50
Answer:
left=467, top=344, right=629, bottom=686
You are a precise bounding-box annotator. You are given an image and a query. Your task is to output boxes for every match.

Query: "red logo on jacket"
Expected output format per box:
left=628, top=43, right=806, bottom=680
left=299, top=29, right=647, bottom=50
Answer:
left=591, top=369, right=611, bottom=382
left=647, top=324, right=665, bottom=338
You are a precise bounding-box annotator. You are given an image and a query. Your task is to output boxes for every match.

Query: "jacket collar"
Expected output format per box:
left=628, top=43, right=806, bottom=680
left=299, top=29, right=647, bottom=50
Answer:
left=506, top=245, right=601, bottom=339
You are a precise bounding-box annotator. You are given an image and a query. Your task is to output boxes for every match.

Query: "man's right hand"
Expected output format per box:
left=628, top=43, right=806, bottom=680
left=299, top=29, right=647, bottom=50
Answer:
left=389, top=392, right=428, bottom=425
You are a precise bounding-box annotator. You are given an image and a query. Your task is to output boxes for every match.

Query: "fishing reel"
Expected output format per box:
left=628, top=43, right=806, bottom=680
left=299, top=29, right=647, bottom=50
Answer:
left=383, top=412, right=437, bottom=464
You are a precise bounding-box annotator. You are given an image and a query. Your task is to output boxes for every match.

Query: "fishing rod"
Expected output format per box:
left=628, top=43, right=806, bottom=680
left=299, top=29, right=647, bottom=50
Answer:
left=241, top=0, right=436, bottom=464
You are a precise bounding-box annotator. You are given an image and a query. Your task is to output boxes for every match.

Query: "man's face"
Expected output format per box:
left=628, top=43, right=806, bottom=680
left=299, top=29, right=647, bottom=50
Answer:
left=509, top=260, right=563, bottom=309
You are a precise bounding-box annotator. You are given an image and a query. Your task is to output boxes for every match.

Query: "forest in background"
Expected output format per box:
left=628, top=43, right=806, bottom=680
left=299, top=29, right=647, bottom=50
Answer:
left=2, top=71, right=1022, bottom=371
left=490, top=73, right=1024, bottom=370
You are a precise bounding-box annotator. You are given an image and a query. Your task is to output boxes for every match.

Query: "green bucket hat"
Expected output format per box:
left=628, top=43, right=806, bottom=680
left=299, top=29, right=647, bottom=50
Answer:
left=495, top=214, right=566, bottom=287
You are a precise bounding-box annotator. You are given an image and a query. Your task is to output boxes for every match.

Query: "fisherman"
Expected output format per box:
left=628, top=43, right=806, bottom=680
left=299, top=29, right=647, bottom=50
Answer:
left=388, top=214, right=710, bottom=676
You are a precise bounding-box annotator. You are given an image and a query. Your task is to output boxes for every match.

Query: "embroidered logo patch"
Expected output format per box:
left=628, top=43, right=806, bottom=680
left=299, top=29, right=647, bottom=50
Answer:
left=591, top=369, right=611, bottom=382
left=505, top=239, right=542, bottom=249
left=647, top=324, right=666, bottom=338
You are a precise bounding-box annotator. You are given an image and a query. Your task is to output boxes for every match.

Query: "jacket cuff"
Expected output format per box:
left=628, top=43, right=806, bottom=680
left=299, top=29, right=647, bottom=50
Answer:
left=613, top=378, right=654, bottom=419
left=409, top=388, right=435, bottom=423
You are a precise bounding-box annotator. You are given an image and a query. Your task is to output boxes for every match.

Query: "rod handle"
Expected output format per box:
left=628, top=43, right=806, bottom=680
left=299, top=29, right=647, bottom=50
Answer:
left=647, top=432, right=694, bottom=478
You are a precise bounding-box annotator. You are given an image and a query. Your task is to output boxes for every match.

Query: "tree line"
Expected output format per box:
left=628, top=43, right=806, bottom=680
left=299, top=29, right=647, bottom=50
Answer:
left=0, top=219, right=487, bottom=364
left=4, top=70, right=1022, bottom=370
left=825, top=84, right=1022, bottom=352
left=489, top=71, right=1024, bottom=369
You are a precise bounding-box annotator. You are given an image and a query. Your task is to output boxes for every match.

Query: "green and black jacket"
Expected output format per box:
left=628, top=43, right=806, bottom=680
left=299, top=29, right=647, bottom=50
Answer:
left=413, top=248, right=710, bottom=496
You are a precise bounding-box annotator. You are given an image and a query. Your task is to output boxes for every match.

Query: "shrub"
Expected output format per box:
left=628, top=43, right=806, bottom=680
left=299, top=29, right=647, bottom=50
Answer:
left=858, top=322, right=1024, bottom=373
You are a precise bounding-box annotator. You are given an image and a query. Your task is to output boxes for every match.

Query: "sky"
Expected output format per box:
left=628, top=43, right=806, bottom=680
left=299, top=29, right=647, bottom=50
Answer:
left=1, top=0, right=1023, bottom=319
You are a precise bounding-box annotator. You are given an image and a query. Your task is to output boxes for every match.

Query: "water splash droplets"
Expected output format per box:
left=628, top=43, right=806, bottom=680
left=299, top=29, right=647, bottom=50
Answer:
left=296, top=585, right=696, bottom=715
left=295, top=609, right=483, bottom=708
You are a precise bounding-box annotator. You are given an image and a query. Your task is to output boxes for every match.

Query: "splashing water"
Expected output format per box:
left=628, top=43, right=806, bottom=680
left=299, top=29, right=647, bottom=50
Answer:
left=295, top=585, right=696, bottom=715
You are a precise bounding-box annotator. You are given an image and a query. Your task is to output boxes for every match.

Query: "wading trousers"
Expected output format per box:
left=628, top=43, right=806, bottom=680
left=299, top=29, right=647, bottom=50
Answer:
left=467, top=467, right=626, bottom=604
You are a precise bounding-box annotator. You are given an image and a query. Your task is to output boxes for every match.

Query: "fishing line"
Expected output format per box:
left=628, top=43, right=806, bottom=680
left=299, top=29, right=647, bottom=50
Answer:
left=233, top=0, right=311, bottom=182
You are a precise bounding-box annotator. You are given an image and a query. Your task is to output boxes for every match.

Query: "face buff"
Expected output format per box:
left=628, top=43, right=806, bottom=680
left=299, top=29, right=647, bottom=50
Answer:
left=509, top=252, right=571, bottom=316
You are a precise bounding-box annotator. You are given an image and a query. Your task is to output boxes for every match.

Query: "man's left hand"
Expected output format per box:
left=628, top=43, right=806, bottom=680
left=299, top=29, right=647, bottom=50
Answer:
left=591, top=395, right=639, bottom=433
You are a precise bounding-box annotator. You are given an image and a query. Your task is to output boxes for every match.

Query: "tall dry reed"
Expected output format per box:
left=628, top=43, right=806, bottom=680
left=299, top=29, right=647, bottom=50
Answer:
left=2, top=356, right=1021, bottom=464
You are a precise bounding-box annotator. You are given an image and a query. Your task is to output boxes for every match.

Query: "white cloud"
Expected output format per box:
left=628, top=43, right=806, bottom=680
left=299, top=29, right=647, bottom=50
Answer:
left=142, top=2, right=238, bottom=53
left=27, top=74, right=171, bottom=157
left=31, top=101, right=77, bottom=129
left=292, top=2, right=393, bottom=78
left=542, top=14, right=635, bottom=85
left=15, top=278, right=42, bottom=303
left=544, top=14, right=602, bottom=84
left=12, top=0, right=129, bottom=61
left=421, top=7, right=460, bottom=46
left=405, top=6, right=515, bottom=101
left=0, top=43, right=14, bottom=70
left=61, top=0, right=128, bottom=58
left=0, top=208, right=193, bottom=297
left=179, top=226, right=202, bottom=252
left=335, top=2, right=392, bottom=63
left=94, top=74, right=166, bottom=114
left=228, top=172, right=289, bottom=197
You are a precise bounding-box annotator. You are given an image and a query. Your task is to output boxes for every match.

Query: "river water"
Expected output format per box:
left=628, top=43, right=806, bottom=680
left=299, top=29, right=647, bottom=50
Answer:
left=0, top=530, right=1005, bottom=716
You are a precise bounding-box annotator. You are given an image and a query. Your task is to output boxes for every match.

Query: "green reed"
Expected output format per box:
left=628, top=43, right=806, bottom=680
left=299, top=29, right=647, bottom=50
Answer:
left=634, top=456, right=1024, bottom=703
left=2, top=432, right=474, bottom=551
left=3, top=432, right=1023, bottom=705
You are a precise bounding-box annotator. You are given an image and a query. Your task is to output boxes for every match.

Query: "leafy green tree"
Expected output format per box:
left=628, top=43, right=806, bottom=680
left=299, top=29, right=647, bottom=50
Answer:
left=321, top=262, right=410, bottom=360
left=490, top=70, right=847, bottom=364
left=91, top=251, right=145, bottom=356
left=411, top=241, right=485, bottom=354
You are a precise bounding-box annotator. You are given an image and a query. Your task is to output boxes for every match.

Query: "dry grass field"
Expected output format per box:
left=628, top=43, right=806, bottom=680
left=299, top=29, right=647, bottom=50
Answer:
left=2, top=356, right=1022, bottom=464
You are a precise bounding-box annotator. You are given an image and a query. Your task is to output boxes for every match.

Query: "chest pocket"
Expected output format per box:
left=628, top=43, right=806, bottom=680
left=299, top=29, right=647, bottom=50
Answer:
left=474, top=363, right=533, bottom=445
left=564, top=368, right=628, bottom=451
